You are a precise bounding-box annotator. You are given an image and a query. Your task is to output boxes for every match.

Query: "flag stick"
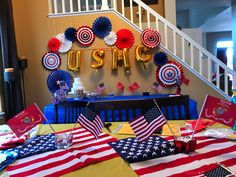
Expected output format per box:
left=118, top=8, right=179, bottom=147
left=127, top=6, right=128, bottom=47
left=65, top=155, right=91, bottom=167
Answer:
left=112, top=87, right=116, bottom=95
left=153, top=99, right=176, bottom=139
left=191, top=95, right=208, bottom=140
left=34, top=103, right=56, bottom=133
left=44, top=118, right=57, bottom=133
left=145, top=80, right=153, bottom=93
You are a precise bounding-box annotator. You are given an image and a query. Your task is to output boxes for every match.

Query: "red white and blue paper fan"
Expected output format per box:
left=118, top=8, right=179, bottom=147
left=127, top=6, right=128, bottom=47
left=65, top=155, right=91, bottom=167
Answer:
left=56, top=33, right=72, bottom=53
left=76, top=26, right=95, bottom=47
left=141, top=28, right=161, bottom=49
left=104, top=31, right=117, bottom=46
left=42, top=52, right=61, bottom=71
left=156, top=61, right=183, bottom=88
left=47, top=70, right=71, bottom=93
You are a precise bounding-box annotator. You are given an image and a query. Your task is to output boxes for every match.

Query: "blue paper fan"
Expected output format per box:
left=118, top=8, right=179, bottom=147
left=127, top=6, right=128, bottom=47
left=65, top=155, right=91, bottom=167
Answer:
left=92, top=16, right=112, bottom=39
left=153, top=52, right=168, bottom=67
left=47, top=70, right=71, bottom=93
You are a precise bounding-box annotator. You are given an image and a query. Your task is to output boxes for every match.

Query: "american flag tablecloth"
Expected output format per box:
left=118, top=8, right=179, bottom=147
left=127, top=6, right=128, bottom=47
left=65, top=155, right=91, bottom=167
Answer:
left=5, top=127, right=118, bottom=177
left=129, top=133, right=236, bottom=177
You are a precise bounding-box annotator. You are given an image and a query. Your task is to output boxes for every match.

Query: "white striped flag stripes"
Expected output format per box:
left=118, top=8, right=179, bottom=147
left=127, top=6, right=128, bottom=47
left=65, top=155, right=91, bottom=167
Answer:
left=129, top=133, right=236, bottom=177
left=5, top=127, right=118, bottom=177
left=78, top=107, right=104, bottom=139
left=129, top=105, right=166, bottom=142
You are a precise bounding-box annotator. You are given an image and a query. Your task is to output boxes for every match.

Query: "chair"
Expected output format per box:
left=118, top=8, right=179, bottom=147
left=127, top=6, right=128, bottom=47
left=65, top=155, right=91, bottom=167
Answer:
left=154, top=95, right=190, bottom=120
left=54, top=100, right=87, bottom=123
left=89, top=95, right=190, bottom=122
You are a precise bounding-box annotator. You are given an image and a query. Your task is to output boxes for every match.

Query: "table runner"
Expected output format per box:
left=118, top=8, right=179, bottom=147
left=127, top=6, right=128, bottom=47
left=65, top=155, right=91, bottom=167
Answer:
left=129, top=133, right=236, bottom=177
left=5, top=127, right=118, bottom=177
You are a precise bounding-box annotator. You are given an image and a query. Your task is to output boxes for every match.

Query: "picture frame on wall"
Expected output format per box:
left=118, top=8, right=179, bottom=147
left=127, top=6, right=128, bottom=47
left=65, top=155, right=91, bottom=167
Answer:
left=124, top=0, right=158, bottom=7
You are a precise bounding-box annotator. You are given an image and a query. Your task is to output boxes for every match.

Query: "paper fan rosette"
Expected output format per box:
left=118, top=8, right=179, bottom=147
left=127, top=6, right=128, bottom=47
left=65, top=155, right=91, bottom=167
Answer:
left=42, top=52, right=61, bottom=71
left=47, top=70, right=71, bottom=94
left=141, top=28, right=161, bottom=48
left=76, top=26, right=95, bottom=47
left=156, top=61, right=183, bottom=88
left=56, top=33, right=72, bottom=53
left=48, top=37, right=60, bottom=52
left=92, top=16, right=112, bottom=39
left=104, top=31, right=117, bottom=46
left=116, top=29, right=134, bottom=49
left=64, top=27, right=77, bottom=42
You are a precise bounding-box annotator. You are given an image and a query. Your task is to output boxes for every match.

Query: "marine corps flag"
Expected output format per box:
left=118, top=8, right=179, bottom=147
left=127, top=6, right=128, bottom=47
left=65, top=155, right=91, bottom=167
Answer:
left=7, top=103, right=45, bottom=137
left=200, top=95, right=236, bottom=127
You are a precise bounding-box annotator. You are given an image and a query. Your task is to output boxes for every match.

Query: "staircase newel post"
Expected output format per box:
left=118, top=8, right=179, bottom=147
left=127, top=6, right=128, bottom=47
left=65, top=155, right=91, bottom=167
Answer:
left=101, top=0, right=109, bottom=10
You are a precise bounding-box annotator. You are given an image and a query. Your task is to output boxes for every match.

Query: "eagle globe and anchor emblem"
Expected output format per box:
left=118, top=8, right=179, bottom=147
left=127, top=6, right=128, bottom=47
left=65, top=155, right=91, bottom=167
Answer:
left=22, top=116, right=34, bottom=124
left=213, top=106, right=226, bottom=117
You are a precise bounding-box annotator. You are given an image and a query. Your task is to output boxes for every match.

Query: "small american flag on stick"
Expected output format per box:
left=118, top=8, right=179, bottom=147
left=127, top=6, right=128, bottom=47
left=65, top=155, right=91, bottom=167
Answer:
left=96, top=82, right=106, bottom=94
left=129, top=105, right=166, bottom=142
left=151, top=82, right=162, bottom=92
left=78, top=107, right=103, bottom=139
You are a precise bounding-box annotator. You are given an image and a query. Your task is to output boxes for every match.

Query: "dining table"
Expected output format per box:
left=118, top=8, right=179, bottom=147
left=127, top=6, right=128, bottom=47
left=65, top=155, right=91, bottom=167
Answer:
left=1, top=121, right=235, bottom=177
left=39, top=121, right=235, bottom=177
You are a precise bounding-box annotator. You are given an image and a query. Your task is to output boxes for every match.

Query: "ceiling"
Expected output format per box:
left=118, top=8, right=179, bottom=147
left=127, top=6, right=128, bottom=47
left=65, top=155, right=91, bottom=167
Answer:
left=176, top=0, right=233, bottom=32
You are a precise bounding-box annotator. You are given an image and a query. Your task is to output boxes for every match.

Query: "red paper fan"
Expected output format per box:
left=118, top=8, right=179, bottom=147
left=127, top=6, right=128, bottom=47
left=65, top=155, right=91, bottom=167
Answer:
left=48, top=37, right=60, bottom=52
left=141, top=28, right=161, bottom=48
left=116, top=29, right=134, bottom=49
left=156, top=61, right=183, bottom=88
left=76, top=26, right=95, bottom=47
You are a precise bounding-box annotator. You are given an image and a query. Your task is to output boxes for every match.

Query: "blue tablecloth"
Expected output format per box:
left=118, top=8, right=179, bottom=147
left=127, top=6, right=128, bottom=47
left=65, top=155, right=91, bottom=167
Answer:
left=43, top=94, right=198, bottom=123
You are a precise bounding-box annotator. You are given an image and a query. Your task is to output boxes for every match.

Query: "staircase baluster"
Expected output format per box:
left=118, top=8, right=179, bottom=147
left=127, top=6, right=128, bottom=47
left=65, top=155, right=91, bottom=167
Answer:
left=147, top=11, right=150, bottom=28
left=53, top=0, right=58, bottom=14
left=173, top=31, right=176, bottom=55
left=207, top=57, right=212, bottom=82
left=164, top=23, right=167, bottom=48
left=181, top=37, right=185, bottom=62
left=216, top=63, right=220, bottom=89
left=121, top=0, right=125, bottom=16
left=94, top=0, right=97, bottom=10
left=101, top=0, right=109, bottom=10
left=130, top=0, right=134, bottom=23
left=224, top=70, right=229, bottom=94
left=190, top=43, right=193, bottom=68
left=199, top=51, right=202, bottom=75
left=138, top=4, right=142, bottom=30
left=62, top=0, right=65, bottom=13
left=69, top=0, right=73, bottom=12
left=112, top=0, right=117, bottom=11
left=77, top=0, right=81, bottom=12
left=85, top=0, right=89, bottom=11
left=155, top=17, right=159, bottom=31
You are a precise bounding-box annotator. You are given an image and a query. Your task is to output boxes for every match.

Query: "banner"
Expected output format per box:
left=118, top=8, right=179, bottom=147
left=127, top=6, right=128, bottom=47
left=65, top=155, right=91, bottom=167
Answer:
left=7, top=103, right=45, bottom=137
left=200, top=95, right=236, bottom=127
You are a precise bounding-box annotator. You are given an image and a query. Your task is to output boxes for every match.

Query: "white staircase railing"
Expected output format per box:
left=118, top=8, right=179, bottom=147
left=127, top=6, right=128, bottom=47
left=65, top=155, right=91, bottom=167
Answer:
left=48, top=0, right=236, bottom=100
